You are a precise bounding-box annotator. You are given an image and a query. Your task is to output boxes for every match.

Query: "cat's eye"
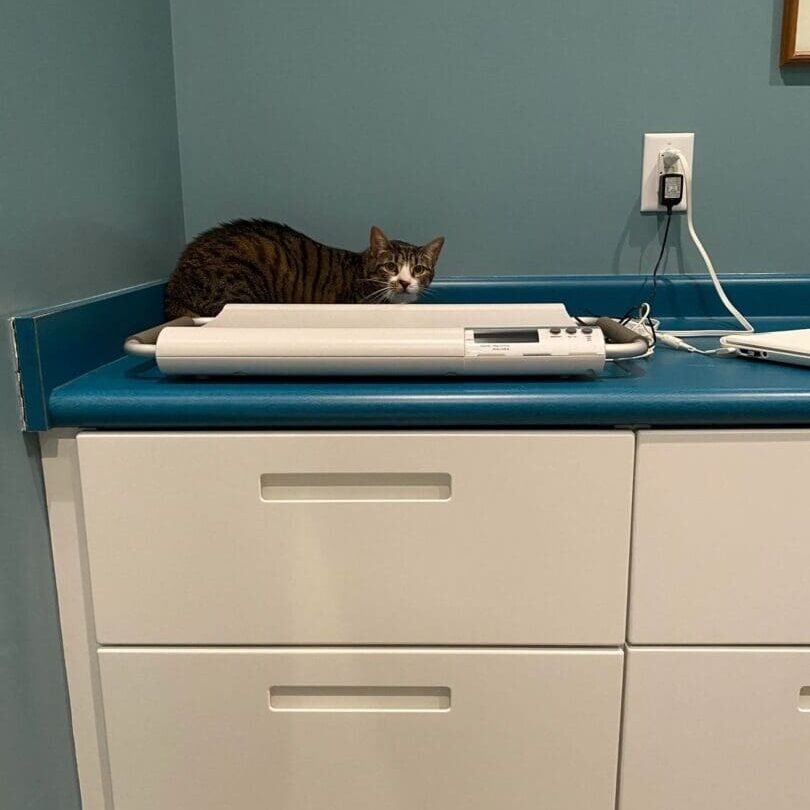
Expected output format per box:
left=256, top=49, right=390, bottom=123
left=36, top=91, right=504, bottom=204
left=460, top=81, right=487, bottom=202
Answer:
left=382, top=262, right=397, bottom=272
left=414, top=265, right=429, bottom=275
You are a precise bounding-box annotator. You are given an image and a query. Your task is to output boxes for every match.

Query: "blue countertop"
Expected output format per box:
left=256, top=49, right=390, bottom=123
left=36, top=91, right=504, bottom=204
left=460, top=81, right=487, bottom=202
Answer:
left=46, top=327, right=810, bottom=428
left=12, top=275, right=810, bottom=430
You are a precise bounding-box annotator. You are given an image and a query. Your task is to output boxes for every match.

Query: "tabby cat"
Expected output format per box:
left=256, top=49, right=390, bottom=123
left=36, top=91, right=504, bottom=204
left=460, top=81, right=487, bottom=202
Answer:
left=164, top=220, right=444, bottom=318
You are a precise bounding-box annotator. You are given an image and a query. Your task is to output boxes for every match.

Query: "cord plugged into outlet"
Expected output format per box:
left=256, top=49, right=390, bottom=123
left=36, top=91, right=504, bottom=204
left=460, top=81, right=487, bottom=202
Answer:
left=641, top=133, right=694, bottom=212
left=658, top=149, right=684, bottom=208
left=660, top=148, right=681, bottom=173
left=591, top=133, right=754, bottom=360
left=633, top=134, right=754, bottom=355
left=660, top=148, right=753, bottom=339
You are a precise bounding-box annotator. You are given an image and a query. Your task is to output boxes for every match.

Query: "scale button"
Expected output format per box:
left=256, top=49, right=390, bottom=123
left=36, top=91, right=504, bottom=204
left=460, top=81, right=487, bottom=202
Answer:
left=550, top=327, right=562, bottom=334
left=581, top=327, right=593, bottom=334
left=565, top=326, right=578, bottom=334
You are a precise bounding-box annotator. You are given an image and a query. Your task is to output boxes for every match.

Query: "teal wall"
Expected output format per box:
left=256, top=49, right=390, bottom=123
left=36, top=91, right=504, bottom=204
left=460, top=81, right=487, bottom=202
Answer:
left=0, top=2, right=185, bottom=808
left=170, top=0, right=810, bottom=276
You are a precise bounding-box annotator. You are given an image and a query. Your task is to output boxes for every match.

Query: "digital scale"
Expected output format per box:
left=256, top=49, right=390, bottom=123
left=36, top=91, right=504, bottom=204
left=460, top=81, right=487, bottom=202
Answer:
left=124, top=303, right=650, bottom=376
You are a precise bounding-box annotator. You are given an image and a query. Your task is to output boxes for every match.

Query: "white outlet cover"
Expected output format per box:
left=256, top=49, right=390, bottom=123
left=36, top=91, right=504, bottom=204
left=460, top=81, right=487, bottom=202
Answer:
left=640, top=132, right=694, bottom=213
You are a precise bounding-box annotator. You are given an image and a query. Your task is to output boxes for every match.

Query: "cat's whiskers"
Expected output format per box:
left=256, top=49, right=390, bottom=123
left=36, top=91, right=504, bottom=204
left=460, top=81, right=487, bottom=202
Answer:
left=362, top=287, right=391, bottom=303
left=365, top=284, right=390, bottom=299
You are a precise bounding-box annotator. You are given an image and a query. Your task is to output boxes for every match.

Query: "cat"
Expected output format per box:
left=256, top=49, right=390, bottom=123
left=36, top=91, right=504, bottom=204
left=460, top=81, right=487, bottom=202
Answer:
left=164, top=220, right=444, bottom=319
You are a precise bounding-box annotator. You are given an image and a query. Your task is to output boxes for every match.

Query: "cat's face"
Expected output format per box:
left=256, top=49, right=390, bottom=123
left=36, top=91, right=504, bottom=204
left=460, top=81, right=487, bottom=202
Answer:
left=363, top=226, right=444, bottom=303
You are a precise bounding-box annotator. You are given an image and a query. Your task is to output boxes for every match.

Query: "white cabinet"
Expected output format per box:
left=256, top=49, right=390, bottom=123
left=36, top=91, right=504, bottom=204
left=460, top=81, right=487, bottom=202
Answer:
left=77, top=431, right=634, bottom=645
left=50, top=426, right=810, bottom=810
left=630, top=430, right=810, bottom=644
left=99, top=647, right=624, bottom=810
left=619, top=647, right=810, bottom=810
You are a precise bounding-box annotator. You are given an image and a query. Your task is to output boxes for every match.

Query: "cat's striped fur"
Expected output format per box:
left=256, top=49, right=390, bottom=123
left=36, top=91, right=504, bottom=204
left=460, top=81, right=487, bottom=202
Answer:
left=164, top=220, right=444, bottom=319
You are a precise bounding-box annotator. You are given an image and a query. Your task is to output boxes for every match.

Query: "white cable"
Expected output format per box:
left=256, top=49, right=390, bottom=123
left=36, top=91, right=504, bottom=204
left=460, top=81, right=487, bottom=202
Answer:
left=656, top=332, right=735, bottom=356
left=660, top=151, right=754, bottom=339
left=620, top=303, right=657, bottom=357
left=581, top=306, right=657, bottom=361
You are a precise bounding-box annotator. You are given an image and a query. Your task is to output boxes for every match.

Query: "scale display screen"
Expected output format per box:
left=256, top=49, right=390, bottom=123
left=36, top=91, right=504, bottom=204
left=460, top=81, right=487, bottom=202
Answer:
left=473, top=329, right=539, bottom=344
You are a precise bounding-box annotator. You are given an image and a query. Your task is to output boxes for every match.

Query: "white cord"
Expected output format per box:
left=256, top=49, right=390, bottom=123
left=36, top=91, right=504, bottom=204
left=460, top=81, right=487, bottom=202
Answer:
left=583, top=305, right=657, bottom=361
left=656, top=332, right=735, bottom=355
left=666, top=152, right=753, bottom=338
left=640, top=150, right=753, bottom=357
left=595, top=304, right=735, bottom=360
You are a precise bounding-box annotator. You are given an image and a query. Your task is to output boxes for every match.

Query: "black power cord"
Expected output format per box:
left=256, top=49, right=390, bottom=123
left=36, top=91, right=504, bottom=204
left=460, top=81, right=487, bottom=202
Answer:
left=581, top=171, right=683, bottom=351
left=646, top=172, right=682, bottom=309
left=621, top=174, right=682, bottom=331
left=643, top=206, right=673, bottom=313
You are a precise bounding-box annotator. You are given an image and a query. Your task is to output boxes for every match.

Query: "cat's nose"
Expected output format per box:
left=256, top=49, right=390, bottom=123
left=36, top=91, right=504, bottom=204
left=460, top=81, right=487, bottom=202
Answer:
left=397, top=279, right=410, bottom=291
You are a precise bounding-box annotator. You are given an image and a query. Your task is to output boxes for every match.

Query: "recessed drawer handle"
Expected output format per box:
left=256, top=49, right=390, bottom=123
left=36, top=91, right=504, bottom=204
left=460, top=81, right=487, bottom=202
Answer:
left=800, top=687, right=810, bottom=712
left=260, top=473, right=451, bottom=502
left=269, top=686, right=451, bottom=712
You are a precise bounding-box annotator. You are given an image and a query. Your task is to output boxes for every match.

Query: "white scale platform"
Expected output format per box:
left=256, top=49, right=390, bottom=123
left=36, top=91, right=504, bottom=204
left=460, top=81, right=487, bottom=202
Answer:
left=124, top=303, right=649, bottom=376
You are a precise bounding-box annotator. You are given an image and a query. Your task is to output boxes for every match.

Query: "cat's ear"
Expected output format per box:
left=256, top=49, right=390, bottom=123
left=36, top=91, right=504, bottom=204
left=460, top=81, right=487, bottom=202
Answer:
left=369, top=225, right=392, bottom=255
left=422, top=236, right=445, bottom=265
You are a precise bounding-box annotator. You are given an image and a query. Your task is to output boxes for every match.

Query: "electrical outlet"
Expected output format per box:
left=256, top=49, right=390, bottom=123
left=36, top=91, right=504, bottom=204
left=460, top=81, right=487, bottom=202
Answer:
left=640, top=132, right=694, bottom=213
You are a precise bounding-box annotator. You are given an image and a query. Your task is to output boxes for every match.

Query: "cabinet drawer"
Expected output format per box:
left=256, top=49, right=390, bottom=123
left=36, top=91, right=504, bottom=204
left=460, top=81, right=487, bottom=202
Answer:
left=77, top=431, right=634, bottom=644
left=630, top=430, right=810, bottom=644
left=620, top=647, right=810, bottom=810
left=99, top=647, right=623, bottom=810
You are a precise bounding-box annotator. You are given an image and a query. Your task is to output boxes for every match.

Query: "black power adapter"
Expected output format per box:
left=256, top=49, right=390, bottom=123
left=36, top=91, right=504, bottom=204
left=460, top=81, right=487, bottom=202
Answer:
left=658, top=173, right=684, bottom=210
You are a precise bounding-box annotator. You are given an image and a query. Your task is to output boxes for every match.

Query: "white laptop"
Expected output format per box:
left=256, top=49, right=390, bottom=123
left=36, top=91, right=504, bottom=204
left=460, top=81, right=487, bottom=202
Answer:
left=720, top=329, right=810, bottom=368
